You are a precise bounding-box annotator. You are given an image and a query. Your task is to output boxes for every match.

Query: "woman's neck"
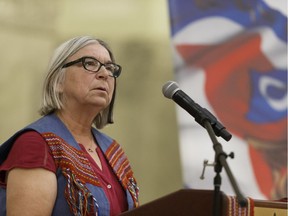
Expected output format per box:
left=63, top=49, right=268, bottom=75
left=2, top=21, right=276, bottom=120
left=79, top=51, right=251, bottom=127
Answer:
left=56, top=110, right=93, bottom=138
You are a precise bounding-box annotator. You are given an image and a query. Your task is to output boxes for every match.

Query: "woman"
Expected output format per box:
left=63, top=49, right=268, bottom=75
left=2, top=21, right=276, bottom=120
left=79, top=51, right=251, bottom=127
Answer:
left=0, top=36, right=139, bottom=216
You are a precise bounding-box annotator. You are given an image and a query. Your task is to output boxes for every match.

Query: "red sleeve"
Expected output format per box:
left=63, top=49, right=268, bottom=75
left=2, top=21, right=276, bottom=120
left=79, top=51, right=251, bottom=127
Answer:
left=0, top=131, right=57, bottom=186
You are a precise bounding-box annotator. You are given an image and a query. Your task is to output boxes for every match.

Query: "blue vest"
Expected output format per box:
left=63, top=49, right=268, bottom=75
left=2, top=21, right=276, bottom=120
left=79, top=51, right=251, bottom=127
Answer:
left=0, top=114, right=138, bottom=216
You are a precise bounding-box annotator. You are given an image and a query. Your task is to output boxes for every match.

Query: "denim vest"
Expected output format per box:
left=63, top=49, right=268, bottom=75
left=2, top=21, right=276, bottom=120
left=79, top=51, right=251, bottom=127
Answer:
left=0, top=114, right=139, bottom=216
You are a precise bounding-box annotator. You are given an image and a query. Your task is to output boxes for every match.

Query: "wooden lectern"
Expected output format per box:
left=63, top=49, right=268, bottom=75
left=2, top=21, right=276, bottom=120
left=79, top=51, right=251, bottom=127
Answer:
left=120, top=189, right=287, bottom=216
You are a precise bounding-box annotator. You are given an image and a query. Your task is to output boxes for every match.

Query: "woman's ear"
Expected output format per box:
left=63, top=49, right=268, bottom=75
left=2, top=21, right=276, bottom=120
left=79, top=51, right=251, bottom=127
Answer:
left=56, top=82, right=64, bottom=93
left=56, top=73, right=65, bottom=93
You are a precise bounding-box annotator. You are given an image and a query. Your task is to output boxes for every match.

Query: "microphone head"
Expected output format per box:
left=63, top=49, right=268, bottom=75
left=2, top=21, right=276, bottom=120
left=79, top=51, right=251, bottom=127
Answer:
left=162, top=81, right=180, bottom=99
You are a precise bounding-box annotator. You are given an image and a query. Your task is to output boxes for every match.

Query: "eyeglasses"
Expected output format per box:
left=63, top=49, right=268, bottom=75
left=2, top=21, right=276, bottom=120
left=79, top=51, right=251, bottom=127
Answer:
left=62, top=56, right=122, bottom=78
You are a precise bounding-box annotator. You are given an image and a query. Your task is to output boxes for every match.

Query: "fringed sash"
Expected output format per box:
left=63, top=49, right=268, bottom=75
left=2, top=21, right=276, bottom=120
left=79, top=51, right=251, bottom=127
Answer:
left=43, top=132, right=99, bottom=215
left=42, top=132, right=139, bottom=215
left=226, top=196, right=254, bottom=216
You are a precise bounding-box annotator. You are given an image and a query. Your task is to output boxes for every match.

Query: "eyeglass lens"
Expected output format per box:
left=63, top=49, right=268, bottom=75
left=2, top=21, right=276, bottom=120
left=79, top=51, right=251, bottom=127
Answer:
left=83, top=57, right=120, bottom=77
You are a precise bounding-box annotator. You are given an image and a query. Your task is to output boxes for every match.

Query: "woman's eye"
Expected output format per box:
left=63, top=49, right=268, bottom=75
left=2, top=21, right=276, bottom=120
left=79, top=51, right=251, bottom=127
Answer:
left=85, top=60, right=97, bottom=66
left=105, top=64, right=115, bottom=71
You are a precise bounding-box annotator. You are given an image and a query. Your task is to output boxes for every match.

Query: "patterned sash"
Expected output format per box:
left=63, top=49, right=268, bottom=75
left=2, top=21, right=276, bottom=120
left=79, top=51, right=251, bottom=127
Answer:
left=226, top=196, right=254, bottom=216
left=42, top=132, right=139, bottom=215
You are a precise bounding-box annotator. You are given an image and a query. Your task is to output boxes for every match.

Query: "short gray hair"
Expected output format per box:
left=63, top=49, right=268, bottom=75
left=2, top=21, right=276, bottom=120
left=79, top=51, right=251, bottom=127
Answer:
left=39, top=36, right=117, bottom=129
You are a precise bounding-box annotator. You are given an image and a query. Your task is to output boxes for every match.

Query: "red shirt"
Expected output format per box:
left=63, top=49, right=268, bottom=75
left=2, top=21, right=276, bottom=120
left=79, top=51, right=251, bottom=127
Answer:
left=79, top=144, right=128, bottom=215
left=0, top=131, right=127, bottom=216
left=0, top=131, right=56, bottom=185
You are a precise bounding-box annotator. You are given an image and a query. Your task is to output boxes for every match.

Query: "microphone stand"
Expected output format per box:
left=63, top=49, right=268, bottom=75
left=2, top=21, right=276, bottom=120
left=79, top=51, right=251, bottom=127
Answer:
left=203, top=120, right=247, bottom=216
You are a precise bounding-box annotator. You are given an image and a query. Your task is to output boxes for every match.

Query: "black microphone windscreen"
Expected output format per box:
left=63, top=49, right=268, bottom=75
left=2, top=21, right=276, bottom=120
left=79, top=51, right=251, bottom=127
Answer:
left=162, top=81, right=180, bottom=99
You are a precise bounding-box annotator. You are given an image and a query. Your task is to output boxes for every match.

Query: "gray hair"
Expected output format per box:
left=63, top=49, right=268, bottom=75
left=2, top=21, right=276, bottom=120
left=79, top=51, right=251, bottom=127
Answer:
left=39, top=36, right=117, bottom=129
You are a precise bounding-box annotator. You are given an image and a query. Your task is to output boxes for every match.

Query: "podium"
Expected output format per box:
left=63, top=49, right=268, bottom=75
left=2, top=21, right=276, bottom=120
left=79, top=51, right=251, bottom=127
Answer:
left=120, top=189, right=287, bottom=216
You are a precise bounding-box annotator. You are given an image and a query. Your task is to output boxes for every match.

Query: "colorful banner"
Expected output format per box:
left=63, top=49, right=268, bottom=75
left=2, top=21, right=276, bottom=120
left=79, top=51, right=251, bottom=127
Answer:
left=168, top=0, right=287, bottom=200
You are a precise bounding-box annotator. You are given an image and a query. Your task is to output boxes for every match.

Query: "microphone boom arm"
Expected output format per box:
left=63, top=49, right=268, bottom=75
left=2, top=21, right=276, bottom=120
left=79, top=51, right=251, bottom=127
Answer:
left=173, top=90, right=232, bottom=141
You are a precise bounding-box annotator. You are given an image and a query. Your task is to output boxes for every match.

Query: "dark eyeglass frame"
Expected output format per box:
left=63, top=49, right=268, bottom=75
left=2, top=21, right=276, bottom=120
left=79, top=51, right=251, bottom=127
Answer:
left=62, top=56, right=122, bottom=78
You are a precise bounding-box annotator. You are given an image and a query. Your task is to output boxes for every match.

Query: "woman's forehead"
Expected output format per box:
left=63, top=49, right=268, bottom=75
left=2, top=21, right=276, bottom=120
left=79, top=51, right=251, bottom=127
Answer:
left=72, top=43, right=111, bottom=61
left=81, top=43, right=108, bottom=55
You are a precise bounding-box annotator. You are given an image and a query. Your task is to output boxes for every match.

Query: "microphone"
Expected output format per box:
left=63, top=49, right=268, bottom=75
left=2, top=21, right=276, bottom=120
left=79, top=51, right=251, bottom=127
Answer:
left=162, top=81, right=232, bottom=141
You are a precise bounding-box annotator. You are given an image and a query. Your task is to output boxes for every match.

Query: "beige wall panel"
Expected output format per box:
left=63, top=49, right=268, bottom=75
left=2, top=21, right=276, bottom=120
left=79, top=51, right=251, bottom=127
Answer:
left=0, top=0, right=183, bottom=205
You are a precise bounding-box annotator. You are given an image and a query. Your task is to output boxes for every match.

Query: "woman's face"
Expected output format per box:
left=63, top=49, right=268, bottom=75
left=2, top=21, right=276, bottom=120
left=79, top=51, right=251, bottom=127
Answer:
left=60, top=43, right=115, bottom=112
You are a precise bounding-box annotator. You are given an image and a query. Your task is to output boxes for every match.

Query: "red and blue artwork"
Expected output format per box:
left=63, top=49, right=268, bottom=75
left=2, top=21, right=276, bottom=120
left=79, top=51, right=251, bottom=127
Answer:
left=168, top=0, right=287, bottom=199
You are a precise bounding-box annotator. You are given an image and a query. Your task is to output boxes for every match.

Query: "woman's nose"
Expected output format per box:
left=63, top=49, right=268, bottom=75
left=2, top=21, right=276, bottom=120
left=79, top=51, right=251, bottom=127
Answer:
left=95, top=66, right=110, bottom=79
